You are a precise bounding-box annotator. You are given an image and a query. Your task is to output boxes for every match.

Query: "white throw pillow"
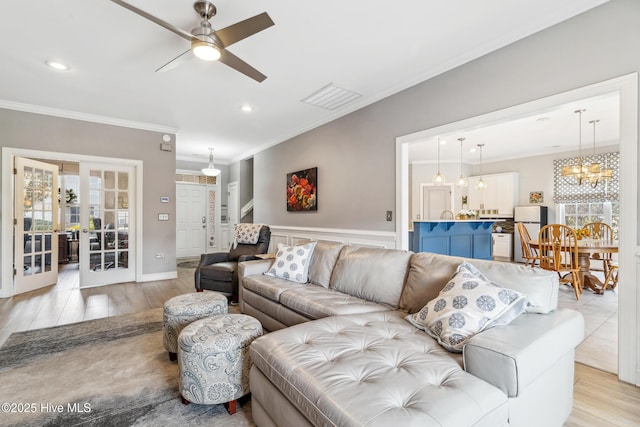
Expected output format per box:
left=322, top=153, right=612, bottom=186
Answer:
left=264, top=242, right=317, bottom=284
left=406, top=261, right=529, bottom=352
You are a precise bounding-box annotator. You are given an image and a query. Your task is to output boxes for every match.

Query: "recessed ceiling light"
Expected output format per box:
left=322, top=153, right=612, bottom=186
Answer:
left=440, top=139, right=447, bottom=145
left=469, top=147, right=476, bottom=153
left=241, top=105, right=253, bottom=112
left=45, top=60, right=70, bottom=71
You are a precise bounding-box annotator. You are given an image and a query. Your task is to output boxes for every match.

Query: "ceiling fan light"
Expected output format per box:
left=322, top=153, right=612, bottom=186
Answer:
left=192, top=40, right=221, bottom=61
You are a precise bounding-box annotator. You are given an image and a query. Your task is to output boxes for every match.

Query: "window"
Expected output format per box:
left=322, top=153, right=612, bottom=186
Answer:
left=558, top=201, right=619, bottom=239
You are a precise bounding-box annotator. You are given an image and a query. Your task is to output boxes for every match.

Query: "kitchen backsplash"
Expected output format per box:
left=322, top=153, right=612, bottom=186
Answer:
left=493, top=219, right=514, bottom=233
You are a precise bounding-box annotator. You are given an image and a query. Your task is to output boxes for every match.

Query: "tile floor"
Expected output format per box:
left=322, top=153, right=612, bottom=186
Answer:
left=556, top=272, right=618, bottom=374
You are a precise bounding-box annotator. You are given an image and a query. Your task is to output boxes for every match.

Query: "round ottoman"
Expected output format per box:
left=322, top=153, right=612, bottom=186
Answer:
left=178, top=314, right=263, bottom=414
left=163, top=291, right=228, bottom=361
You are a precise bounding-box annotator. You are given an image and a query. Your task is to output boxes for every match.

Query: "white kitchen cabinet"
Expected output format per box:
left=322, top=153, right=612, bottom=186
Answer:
left=492, top=233, right=513, bottom=261
left=467, top=172, right=519, bottom=216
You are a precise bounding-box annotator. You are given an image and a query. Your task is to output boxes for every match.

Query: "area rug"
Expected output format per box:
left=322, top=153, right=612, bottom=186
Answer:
left=177, top=260, right=200, bottom=269
left=0, top=309, right=254, bottom=426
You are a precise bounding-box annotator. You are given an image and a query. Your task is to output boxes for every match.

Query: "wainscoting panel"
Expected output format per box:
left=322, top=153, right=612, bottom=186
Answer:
left=267, top=226, right=398, bottom=252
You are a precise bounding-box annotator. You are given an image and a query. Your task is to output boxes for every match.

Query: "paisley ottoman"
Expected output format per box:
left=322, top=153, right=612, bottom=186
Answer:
left=178, top=314, right=263, bottom=414
left=163, top=291, right=228, bottom=361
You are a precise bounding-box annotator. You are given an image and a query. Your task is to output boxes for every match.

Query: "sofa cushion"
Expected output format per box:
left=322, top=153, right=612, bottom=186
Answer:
left=243, top=274, right=301, bottom=302
left=330, top=246, right=411, bottom=308
left=279, top=285, right=390, bottom=319
left=250, top=311, right=509, bottom=427
left=400, top=253, right=558, bottom=315
left=401, top=252, right=463, bottom=314
left=307, top=240, right=345, bottom=288
left=406, top=262, right=529, bottom=352
left=265, top=242, right=317, bottom=284
left=199, top=261, right=236, bottom=282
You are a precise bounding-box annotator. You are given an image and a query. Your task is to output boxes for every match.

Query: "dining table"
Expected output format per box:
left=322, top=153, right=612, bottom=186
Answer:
left=528, top=239, right=618, bottom=294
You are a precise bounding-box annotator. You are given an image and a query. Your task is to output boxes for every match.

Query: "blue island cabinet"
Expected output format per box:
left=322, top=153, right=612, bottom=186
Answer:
left=412, top=221, right=495, bottom=260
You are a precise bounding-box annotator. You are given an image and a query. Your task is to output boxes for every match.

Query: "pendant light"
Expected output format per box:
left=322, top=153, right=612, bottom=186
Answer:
left=456, top=137, right=468, bottom=187
left=202, top=148, right=221, bottom=177
left=475, top=143, right=486, bottom=190
left=432, top=137, right=446, bottom=185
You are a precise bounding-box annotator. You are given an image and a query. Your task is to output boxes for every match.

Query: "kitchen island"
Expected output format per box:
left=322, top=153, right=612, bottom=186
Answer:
left=412, top=220, right=495, bottom=260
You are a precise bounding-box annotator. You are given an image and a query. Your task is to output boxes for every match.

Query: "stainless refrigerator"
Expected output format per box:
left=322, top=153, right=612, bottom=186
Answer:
left=513, top=206, right=548, bottom=263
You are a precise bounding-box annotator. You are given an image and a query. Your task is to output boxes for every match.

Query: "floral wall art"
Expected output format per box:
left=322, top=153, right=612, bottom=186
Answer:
left=287, top=167, right=317, bottom=212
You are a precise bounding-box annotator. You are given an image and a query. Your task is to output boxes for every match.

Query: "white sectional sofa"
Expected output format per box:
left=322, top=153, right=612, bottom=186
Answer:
left=238, top=241, right=584, bottom=427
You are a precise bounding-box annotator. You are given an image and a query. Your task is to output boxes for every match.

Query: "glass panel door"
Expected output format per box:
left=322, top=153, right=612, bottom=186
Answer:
left=14, top=157, right=59, bottom=294
left=80, top=163, right=134, bottom=287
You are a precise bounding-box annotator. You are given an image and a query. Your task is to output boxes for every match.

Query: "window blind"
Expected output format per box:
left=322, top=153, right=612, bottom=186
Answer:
left=553, top=152, right=619, bottom=203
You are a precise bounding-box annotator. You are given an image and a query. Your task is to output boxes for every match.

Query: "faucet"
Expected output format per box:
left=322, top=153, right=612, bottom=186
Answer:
left=440, top=210, right=454, bottom=220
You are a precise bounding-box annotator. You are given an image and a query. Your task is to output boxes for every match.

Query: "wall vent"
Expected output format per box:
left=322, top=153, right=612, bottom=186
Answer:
left=301, top=83, right=361, bottom=110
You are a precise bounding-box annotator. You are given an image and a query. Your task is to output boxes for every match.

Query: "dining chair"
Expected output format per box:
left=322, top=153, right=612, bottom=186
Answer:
left=582, top=222, right=614, bottom=276
left=516, top=223, right=538, bottom=267
left=538, top=224, right=582, bottom=300
left=602, top=262, right=619, bottom=292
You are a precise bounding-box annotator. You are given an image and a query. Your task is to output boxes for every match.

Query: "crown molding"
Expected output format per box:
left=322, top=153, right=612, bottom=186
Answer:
left=0, top=99, right=179, bottom=134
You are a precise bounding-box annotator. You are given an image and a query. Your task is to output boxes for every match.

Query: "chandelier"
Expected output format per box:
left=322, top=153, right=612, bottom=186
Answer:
left=561, top=109, right=610, bottom=188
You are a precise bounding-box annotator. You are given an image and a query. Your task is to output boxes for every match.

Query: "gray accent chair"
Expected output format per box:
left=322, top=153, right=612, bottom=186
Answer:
left=195, top=225, right=271, bottom=303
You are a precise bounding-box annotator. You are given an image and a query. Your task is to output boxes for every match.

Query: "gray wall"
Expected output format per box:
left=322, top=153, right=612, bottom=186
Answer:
left=0, top=108, right=177, bottom=282
left=254, top=0, right=640, bottom=233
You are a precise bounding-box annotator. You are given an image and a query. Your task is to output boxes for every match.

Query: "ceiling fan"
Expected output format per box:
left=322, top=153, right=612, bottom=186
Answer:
left=110, top=0, right=274, bottom=82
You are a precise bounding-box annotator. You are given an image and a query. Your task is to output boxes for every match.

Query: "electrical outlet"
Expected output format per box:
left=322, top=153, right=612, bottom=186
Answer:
left=386, top=211, right=393, bottom=221
left=156, top=253, right=165, bottom=259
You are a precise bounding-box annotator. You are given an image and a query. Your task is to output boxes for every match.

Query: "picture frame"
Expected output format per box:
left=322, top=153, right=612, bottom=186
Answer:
left=529, top=191, right=544, bottom=203
left=287, top=167, right=317, bottom=212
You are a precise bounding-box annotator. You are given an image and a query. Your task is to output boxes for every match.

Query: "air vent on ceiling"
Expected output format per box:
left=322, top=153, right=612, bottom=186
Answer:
left=301, top=83, right=362, bottom=110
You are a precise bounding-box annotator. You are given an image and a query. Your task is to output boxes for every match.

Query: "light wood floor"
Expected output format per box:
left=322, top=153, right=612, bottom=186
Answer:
left=1, top=263, right=639, bottom=425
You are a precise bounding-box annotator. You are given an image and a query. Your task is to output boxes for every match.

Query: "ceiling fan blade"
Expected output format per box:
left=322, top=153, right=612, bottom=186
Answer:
left=155, top=49, right=194, bottom=73
left=219, top=49, right=267, bottom=82
left=215, top=12, right=274, bottom=47
left=110, top=0, right=193, bottom=42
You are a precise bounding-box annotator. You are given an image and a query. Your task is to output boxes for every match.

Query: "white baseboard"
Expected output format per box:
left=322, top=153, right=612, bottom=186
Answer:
left=268, top=226, right=398, bottom=252
left=142, top=271, right=178, bottom=282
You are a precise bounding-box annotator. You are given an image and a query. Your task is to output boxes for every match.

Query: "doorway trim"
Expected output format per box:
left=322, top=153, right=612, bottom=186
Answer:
left=395, top=73, right=639, bottom=384
left=1, top=148, right=144, bottom=297
left=419, top=183, right=454, bottom=221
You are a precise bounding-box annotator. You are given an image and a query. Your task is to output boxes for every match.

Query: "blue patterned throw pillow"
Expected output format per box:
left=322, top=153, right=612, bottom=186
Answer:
left=264, top=242, right=317, bottom=284
left=406, top=261, right=529, bottom=352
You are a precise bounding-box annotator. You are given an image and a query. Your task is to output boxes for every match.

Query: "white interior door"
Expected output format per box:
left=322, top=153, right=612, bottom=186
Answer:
left=227, top=181, right=239, bottom=247
left=421, top=184, right=452, bottom=220
left=176, top=183, right=206, bottom=258
left=14, top=157, right=59, bottom=294
left=79, top=163, right=135, bottom=287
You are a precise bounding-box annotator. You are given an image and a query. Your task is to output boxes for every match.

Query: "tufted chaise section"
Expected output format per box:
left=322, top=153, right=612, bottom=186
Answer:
left=250, top=311, right=509, bottom=427
left=240, top=244, right=584, bottom=426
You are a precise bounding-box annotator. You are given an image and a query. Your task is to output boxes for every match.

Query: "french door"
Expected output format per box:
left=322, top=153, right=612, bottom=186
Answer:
left=14, top=157, right=59, bottom=294
left=79, top=163, right=135, bottom=287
